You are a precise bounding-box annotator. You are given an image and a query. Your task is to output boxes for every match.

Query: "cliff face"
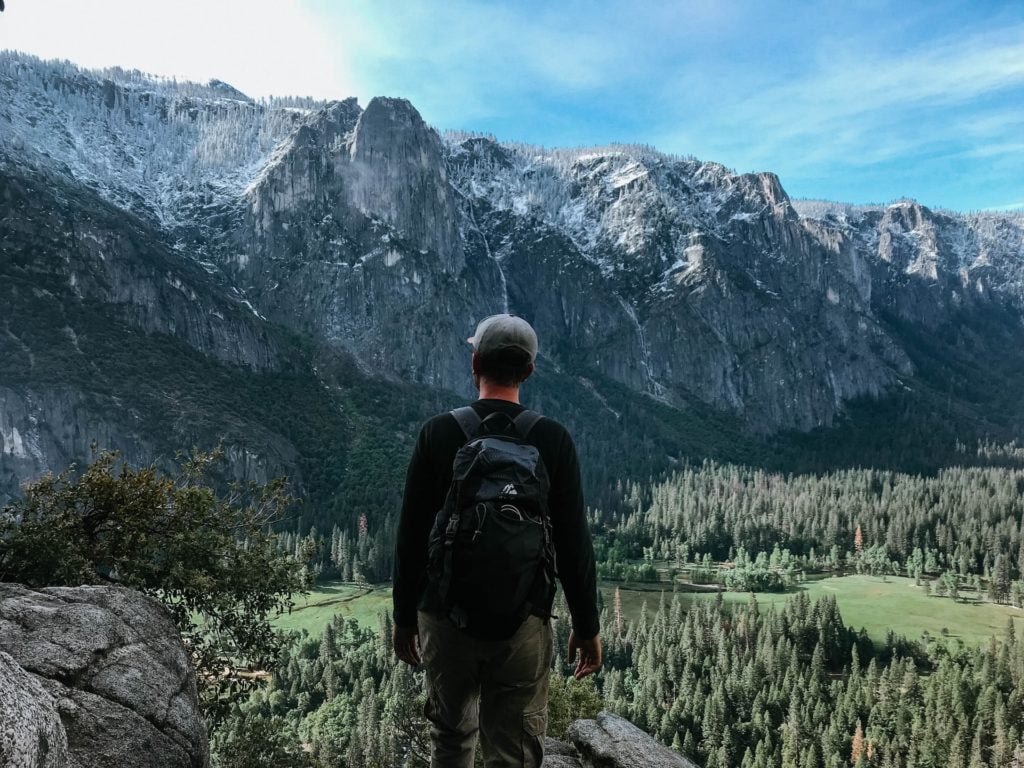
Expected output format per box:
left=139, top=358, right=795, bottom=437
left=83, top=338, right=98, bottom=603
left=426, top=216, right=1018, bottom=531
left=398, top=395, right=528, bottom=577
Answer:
left=236, top=96, right=499, bottom=394
left=1, top=52, right=1023, bottom=500
left=0, top=168, right=299, bottom=499
left=450, top=144, right=918, bottom=431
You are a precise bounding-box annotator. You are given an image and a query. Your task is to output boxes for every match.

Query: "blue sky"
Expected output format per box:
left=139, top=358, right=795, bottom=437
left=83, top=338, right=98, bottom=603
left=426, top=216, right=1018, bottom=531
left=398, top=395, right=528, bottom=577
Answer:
left=2, top=0, right=1023, bottom=210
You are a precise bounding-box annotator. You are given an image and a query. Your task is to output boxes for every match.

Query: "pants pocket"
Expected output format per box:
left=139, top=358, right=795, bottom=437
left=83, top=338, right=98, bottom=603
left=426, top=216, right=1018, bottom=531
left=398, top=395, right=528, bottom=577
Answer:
left=522, top=708, right=547, bottom=768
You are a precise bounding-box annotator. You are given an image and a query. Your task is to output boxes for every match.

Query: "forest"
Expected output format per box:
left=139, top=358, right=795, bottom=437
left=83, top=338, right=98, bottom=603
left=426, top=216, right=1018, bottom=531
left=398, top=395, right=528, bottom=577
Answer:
left=217, top=588, right=1024, bottom=768
left=205, top=450, right=1024, bottom=767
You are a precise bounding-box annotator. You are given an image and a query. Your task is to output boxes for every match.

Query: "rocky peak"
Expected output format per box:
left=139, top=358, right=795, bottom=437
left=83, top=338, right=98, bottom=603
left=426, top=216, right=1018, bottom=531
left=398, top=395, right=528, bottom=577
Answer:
left=348, top=96, right=463, bottom=271
left=877, top=201, right=943, bottom=280
left=206, top=78, right=252, bottom=102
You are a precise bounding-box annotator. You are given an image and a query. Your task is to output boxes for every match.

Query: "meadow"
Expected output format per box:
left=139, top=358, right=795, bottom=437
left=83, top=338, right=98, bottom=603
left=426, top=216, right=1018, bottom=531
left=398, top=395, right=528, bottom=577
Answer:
left=272, top=582, right=393, bottom=636
left=609, top=574, right=1024, bottom=646
left=275, top=574, right=1024, bottom=647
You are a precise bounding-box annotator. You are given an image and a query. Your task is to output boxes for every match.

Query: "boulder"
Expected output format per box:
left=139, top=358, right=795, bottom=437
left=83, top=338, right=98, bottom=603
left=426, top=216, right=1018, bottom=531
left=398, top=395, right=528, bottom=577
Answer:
left=0, top=584, right=209, bottom=768
left=543, top=736, right=584, bottom=768
left=0, top=650, right=72, bottom=768
left=566, top=711, right=699, bottom=768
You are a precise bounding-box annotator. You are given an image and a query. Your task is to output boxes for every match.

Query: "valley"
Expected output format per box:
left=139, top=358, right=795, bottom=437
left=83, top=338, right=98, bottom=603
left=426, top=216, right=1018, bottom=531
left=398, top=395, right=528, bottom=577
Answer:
left=3, top=50, right=1024, bottom=768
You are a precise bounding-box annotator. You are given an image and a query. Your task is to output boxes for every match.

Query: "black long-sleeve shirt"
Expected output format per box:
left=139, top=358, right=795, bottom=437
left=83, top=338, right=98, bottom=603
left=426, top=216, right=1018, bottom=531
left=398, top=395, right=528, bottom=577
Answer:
left=392, top=398, right=600, bottom=639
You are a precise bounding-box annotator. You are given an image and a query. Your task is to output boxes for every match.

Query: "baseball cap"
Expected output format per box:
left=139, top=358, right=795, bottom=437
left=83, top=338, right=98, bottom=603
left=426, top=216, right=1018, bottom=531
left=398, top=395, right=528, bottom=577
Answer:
left=467, top=314, right=538, bottom=362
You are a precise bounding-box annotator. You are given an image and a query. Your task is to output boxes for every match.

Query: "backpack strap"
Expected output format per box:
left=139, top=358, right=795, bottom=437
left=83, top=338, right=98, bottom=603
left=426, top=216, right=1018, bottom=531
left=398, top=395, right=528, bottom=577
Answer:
left=451, top=406, right=482, bottom=441
left=513, top=409, right=543, bottom=439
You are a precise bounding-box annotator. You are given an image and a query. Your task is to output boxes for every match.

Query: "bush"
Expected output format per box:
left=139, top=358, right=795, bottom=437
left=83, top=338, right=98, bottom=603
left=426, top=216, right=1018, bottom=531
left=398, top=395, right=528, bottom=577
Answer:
left=546, top=675, right=603, bottom=739
left=0, top=448, right=311, bottom=720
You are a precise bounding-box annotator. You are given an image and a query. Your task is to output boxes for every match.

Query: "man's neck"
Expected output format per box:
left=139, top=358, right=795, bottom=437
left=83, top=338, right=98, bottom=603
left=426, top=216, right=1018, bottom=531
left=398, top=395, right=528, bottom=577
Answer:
left=477, top=382, right=521, bottom=404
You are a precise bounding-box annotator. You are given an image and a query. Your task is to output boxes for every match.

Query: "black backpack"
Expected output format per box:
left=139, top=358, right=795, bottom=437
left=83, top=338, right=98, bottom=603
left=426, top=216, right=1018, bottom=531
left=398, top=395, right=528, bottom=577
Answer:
left=426, top=406, right=556, bottom=637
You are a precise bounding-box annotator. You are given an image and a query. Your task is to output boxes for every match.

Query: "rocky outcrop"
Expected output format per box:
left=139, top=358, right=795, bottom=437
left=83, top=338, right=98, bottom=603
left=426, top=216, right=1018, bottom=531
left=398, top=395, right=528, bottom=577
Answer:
left=0, top=651, right=71, bottom=768
left=544, top=712, right=699, bottom=768
left=348, top=97, right=464, bottom=272
left=0, top=584, right=209, bottom=768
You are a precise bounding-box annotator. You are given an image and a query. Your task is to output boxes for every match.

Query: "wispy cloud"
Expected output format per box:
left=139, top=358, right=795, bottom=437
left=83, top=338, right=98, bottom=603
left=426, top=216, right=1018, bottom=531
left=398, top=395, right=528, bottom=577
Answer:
left=663, top=25, right=1024, bottom=172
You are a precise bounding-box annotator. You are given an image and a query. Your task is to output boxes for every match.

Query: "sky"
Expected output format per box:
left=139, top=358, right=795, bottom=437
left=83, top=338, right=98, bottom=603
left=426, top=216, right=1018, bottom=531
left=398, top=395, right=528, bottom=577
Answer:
left=1, top=0, right=1023, bottom=211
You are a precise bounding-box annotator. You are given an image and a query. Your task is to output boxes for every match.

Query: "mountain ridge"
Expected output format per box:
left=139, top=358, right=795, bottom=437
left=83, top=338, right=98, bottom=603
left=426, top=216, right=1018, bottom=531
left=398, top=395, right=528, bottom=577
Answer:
left=2, top=51, right=1023, bottom=518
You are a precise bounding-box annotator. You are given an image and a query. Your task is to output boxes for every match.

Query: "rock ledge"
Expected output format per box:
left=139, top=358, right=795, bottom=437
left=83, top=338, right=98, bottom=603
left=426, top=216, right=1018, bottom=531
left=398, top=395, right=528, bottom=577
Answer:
left=545, top=711, right=700, bottom=768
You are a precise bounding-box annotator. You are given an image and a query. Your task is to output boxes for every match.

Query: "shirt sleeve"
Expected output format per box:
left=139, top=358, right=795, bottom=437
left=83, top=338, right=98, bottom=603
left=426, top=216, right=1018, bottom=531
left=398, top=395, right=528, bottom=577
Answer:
left=392, top=422, right=440, bottom=629
left=548, top=429, right=600, bottom=639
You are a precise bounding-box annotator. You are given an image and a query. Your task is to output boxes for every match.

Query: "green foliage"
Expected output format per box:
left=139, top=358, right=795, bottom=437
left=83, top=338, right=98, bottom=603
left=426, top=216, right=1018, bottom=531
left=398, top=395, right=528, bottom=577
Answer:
left=228, top=613, right=429, bottom=768
left=546, top=675, right=603, bottom=739
left=211, top=713, right=313, bottom=768
left=599, top=592, right=1024, bottom=768
left=0, top=449, right=310, bottom=719
left=722, top=564, right=790, bottom=592
left=594, top=460, right=1024, bottom=581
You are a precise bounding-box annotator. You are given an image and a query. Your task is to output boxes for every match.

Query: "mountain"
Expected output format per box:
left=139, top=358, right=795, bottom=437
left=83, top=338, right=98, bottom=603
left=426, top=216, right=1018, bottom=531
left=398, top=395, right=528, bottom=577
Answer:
left=2, top=51, right=1023, bottom=523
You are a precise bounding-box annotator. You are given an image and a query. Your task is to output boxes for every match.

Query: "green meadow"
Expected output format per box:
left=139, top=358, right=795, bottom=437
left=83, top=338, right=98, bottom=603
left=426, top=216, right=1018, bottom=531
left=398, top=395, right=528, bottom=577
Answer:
left=608, top=574, right=1024, bottom=646
left=277, top=575, right=1024, bottom=647
left=272, top=582, right=393, bottom=636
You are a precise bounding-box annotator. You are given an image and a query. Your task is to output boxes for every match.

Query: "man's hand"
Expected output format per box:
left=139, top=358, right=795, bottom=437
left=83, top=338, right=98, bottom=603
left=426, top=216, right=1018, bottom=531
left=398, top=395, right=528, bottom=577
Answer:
left=567, top=630, right=602, bottom=679
left=393, top=624, right=421, bottom=666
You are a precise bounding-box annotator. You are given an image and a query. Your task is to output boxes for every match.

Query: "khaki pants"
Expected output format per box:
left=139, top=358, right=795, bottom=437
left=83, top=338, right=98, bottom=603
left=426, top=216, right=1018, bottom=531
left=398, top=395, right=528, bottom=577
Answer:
left=418, top=611, right=553, bottom=768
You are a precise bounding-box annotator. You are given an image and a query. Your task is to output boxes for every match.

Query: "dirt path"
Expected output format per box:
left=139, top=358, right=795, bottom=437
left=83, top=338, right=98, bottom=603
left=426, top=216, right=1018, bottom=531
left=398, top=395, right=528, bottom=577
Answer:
left=292, top=586, right=378, bottom=613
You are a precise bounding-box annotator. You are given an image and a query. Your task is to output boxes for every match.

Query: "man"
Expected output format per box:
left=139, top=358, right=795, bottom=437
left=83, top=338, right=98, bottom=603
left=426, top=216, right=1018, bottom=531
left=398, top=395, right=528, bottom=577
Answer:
left=393, top=313, right=602, bottom=768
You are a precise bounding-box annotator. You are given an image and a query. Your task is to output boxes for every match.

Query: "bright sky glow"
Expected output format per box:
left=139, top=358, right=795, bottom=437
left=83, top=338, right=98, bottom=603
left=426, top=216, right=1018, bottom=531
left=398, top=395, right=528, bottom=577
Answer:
left=2, top=0, right=1022, bottom=211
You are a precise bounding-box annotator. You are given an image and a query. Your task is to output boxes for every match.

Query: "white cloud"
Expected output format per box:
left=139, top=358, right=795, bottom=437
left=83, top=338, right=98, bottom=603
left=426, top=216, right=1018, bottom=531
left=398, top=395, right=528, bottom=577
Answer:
left=0, top=0, right=362, bottom=100
left=657, top=24, right=1024, bottom=174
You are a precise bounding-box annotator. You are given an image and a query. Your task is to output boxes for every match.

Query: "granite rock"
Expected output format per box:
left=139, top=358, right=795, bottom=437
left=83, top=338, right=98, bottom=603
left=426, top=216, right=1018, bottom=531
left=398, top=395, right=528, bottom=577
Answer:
left=0, top=584, right=209, bottom=768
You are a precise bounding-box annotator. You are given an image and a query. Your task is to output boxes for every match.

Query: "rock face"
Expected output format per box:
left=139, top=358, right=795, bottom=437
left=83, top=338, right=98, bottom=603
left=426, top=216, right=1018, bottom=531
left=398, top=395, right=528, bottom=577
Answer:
left=0, top=584, right=209, bottom=768
left=2, top=52, right=1024, bottom=499
left=238, top=94, right=494, bottom=395
left=0, top=650, right=71, bottom=768
left=0, top=167, right=303, bottom=502
left=543, top=712, right=699, bottom=768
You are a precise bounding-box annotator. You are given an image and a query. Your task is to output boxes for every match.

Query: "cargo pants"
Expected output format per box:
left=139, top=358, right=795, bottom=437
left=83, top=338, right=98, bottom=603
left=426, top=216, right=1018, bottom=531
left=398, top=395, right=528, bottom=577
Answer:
left=418, top=610, right=553, bottom=768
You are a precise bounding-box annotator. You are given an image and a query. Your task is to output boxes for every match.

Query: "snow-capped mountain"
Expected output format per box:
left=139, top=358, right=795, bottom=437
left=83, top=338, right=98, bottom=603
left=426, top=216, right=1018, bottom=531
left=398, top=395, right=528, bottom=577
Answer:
left=2, top=52, right=1023, bottom=502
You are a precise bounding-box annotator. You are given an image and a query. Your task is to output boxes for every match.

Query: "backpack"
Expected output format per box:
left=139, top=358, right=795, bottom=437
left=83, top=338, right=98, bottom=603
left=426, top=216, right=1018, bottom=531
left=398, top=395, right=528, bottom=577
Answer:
left=426, top=406, right=556, bottom=636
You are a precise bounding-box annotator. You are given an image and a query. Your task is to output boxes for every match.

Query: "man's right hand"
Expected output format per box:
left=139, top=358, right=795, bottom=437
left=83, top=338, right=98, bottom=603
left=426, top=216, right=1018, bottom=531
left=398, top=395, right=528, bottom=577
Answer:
left=393, top=624, right=421, bottom=666
left=567, top=630, right=602, bottom=679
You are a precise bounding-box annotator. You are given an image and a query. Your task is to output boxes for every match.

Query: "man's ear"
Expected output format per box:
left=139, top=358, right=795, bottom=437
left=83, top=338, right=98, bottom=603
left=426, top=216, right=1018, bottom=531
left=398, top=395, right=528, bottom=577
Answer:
left=521, top=362, right=535, bottom=383
left=471, top=351, right=481, bottom=374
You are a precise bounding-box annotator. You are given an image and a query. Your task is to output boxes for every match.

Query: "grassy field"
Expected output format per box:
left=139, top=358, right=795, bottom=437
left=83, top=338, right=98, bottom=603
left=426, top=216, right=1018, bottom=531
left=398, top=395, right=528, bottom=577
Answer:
left=606, top=575, right=1024, bottom=646
left=278, top=576, right=1024, bottom=647
left=272, top=582, right=393, bottom=636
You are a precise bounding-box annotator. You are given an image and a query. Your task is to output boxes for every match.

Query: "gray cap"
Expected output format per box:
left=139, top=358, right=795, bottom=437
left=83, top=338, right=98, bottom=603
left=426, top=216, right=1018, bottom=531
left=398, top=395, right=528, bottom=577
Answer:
left=467, top=314, right=538, bottom=362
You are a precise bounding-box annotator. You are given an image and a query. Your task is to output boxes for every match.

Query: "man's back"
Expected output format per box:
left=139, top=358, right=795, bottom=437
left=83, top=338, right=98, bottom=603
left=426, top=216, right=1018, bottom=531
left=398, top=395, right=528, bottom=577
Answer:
left=393, top=398, right=599, bottom=642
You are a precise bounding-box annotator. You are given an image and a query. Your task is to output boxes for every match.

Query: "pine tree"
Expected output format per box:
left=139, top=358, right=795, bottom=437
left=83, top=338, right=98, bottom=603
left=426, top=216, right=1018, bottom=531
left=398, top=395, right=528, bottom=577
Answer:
left=851, top=720, right=866, bottom=766
left=614, top=586, right=624, bottom=637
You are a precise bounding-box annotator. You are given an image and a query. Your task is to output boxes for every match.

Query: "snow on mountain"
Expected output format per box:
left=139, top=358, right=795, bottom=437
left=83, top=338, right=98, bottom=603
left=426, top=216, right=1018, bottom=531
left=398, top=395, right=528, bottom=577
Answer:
left=0, top=52, right=309, bottom=229
left=444, top=135, right=746, bottom=275
left=446, top=131, right=1024, bottom=309
left=794, top=198, right=1024, bottom=304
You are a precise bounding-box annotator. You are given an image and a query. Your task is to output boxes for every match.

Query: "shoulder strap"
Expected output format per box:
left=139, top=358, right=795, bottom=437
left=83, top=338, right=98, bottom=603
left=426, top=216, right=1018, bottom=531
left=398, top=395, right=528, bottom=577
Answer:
left=450, top=406, right=482, bottom=441
left=513, top=409, right=543, bottom=439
